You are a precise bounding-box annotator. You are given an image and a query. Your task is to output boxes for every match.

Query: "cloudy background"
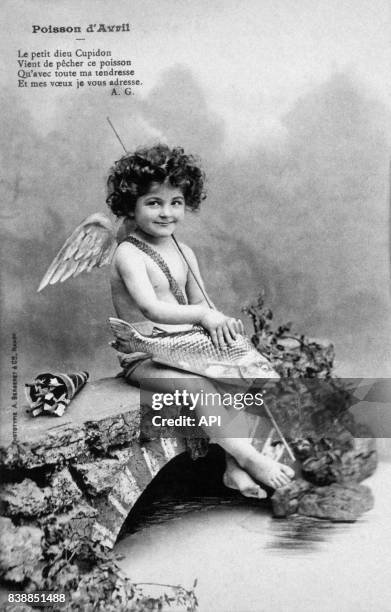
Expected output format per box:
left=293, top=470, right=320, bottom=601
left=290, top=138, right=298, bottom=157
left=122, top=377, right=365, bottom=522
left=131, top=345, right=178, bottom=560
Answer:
left=1, top=0, right=390, bottom=416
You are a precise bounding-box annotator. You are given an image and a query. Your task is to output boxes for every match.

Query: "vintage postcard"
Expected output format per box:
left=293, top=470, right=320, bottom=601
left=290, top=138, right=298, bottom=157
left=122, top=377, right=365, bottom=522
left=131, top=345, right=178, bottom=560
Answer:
left=0, top=1, right=390, bottom=610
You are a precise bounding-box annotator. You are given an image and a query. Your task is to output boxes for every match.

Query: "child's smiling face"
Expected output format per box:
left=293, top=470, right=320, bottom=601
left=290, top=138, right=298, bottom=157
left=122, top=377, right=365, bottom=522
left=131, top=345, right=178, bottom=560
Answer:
left=133, top=180, right=186, bottom=239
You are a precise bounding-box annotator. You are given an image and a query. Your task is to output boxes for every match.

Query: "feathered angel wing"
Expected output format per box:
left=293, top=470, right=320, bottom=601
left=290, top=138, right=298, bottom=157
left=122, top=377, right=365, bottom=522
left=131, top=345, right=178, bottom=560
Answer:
left=37, top=212, right=117, bottom=292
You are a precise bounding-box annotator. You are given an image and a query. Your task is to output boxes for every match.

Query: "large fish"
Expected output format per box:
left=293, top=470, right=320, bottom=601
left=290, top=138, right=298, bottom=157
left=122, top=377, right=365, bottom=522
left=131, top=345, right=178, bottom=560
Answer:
left=109, top=318, right=279, bottom=381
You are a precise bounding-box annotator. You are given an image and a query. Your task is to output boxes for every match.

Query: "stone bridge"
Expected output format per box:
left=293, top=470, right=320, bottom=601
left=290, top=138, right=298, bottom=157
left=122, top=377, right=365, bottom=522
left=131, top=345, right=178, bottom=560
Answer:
left=0, top=373, right=379, bottom=584
left=0, top=377, right=189, bottom=577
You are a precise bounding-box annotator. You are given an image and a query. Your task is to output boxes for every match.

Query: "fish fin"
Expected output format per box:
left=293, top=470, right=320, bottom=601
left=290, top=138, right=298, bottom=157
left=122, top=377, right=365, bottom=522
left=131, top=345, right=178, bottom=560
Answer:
left=151, top=327, right=167, bottom=336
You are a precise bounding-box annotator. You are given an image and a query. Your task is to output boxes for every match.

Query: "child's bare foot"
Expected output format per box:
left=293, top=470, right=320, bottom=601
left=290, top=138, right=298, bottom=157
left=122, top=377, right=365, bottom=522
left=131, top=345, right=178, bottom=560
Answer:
left=239, top=448, right=295, bottom=489
left=223, top=454, right=267, bottom=499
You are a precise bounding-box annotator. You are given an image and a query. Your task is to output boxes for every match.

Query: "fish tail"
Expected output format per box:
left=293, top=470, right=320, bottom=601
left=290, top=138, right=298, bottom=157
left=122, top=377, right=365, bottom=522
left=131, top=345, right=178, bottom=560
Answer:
left=108, top=317, right=143, bottom=353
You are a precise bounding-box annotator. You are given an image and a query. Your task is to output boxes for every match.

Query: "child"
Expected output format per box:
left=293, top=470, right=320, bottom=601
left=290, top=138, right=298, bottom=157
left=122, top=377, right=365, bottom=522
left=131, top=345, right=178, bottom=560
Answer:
left=107, top=144, right=294, bottom=496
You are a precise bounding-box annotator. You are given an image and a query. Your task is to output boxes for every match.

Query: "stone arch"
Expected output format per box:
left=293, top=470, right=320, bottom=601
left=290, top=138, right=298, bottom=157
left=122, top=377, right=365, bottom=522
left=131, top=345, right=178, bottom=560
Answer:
left=0, top=377, right=190, bottom=559
left=76, top=436, right=187, bottom=548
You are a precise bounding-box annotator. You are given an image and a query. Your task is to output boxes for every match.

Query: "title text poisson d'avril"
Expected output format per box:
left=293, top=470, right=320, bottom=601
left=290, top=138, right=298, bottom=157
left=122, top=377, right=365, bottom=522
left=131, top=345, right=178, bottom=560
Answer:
left=32, top=23, right=131, bottom=34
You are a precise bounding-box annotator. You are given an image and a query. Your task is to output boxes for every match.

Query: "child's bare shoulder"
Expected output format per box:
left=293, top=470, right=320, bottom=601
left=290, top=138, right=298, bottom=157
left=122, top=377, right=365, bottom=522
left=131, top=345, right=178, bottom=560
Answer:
left=113, top=240, right=146, bottom=273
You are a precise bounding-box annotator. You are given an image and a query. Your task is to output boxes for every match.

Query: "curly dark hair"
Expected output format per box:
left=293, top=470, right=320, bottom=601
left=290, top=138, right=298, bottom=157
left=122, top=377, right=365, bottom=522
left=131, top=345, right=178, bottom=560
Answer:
left=106, top=144, right=206, bottom=217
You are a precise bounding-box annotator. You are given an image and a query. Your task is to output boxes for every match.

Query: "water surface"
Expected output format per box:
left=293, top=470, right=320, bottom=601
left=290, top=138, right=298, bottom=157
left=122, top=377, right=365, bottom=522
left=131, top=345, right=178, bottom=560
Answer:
left=116, top=461, right=391, bottom=612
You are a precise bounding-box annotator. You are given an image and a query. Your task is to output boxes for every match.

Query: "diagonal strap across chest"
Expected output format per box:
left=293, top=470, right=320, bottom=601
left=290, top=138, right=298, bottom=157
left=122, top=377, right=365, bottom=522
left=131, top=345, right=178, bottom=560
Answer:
left=124, top=235, right=187, bottom=305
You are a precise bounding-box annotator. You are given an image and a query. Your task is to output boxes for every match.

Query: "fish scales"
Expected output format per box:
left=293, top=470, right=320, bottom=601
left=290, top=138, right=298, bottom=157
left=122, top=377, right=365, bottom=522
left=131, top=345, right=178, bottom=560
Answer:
left=109, top=318, right=271, bottom=372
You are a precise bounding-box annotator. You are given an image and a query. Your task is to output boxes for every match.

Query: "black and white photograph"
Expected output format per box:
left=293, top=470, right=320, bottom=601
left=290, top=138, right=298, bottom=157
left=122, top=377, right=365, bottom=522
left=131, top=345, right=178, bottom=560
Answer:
left=0, top=1, right=390, bottom=610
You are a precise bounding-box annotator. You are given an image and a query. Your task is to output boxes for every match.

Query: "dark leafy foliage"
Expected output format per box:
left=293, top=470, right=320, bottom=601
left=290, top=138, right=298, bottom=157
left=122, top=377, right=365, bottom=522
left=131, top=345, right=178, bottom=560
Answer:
left=243, top=293, right=374, bottom=482
left=37, top=516, right=198, bottom=611
left=242, top=292, right=335, bottom=378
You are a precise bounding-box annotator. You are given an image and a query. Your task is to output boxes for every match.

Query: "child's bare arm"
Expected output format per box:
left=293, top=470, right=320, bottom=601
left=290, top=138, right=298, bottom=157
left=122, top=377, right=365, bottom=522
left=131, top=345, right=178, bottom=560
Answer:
left=114, top=243, right=241, bottom=348
left=181, top=244, right=245, bottom=341
left=181, top=243, right=215, bottom=307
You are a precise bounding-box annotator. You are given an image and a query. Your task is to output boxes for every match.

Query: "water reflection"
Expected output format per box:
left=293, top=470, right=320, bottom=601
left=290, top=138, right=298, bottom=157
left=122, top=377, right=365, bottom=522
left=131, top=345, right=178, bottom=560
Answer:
left=119, top=444, right=371, bottom=555
left=122, top=494, right=269, bottom=536
left=119, top=445, right=371, bottom=555
left=125, top=493, right=368, bottom=555
left=116, top=464, right=390, bottom=612
left=267, top=514, right=338, bottom=551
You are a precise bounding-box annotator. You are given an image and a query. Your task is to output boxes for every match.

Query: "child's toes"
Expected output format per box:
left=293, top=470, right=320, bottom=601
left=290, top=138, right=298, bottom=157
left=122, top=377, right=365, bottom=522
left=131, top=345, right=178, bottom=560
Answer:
left=274, top=470, right=293, bottom=488
left=281, top=464, right=295, bottom=479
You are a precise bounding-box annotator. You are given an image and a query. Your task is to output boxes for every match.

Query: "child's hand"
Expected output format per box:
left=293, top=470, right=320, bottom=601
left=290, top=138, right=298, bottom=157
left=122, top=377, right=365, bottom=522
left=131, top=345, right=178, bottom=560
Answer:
left=200, top=310, right=245, bottom=349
